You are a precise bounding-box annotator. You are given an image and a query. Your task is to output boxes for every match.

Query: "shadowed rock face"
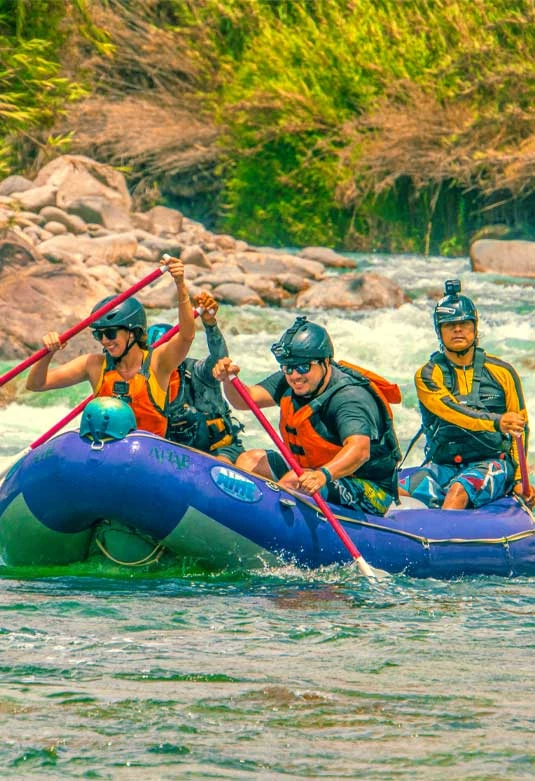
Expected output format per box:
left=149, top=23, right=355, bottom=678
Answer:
left=0, top=154, right=407, bottom=363
left=0, top=234, right=40, bottom=270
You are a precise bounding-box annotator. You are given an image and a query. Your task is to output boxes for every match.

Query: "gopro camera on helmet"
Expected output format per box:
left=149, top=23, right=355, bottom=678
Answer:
left=444, top=279, right=462, bottom=298
left=271, top=316, right=334, bottom=364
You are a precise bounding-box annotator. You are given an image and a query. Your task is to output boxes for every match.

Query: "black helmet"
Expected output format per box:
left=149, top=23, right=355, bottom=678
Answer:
left=433, top=279, right=478, bottom=343
left=147, top=322, right=172, bottom=346
left=271, top=316, right=334, bottom=363
left=91, top=296, right=147, bottom=332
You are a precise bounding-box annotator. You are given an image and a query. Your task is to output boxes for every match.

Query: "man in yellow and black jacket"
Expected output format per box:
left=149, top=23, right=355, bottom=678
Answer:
left=400, top=279, right=535, bottom=510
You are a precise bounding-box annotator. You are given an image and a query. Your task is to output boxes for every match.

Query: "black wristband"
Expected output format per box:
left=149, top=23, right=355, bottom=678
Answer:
left=319, top=466, right=333, bottom=483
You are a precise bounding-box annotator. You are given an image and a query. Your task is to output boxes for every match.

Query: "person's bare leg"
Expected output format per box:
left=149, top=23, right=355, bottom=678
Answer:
left=442, top=481, right=469, bottom=510
left=216, top=454, right=233, bottom=464
left=235, top=449, right=272, bottom=478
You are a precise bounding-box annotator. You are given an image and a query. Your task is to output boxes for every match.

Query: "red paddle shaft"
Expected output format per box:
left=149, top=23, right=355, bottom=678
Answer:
left=516, top=434, right=531, bottom=497
left=229, top=375, right=376, bottom=577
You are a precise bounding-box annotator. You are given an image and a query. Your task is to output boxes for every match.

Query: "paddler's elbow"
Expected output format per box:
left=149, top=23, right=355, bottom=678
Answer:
left=25, top=377, right=42, bottom=391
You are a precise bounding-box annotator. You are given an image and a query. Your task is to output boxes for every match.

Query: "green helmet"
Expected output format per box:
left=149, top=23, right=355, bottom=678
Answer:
left=147, top=322, right=172, bottom=346
left=91, top=296, right=147, bottom=332
left=80, top=397, right=137, bottom=443
left=434, top=279, right=478, bottom=343
left=271, top=316, right=334, bottom=364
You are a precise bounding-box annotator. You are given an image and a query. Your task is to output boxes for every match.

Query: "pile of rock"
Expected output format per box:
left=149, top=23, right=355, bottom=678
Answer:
left=0, top=154, right=406, bottom=360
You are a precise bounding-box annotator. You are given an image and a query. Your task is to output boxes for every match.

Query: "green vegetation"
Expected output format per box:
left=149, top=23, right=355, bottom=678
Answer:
left=0, top=0, right=108, bottom=176
left=2, top=0, right=535, bottom=254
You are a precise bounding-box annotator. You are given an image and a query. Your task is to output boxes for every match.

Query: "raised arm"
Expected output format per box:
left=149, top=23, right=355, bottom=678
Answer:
left=191, top=292, right=229, bottom=383
left=153, top=256, right=195, bottom=380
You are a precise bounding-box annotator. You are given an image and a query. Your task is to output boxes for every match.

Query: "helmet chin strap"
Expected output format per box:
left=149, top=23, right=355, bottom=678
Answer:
left=301, top=360, right=329, bottom=399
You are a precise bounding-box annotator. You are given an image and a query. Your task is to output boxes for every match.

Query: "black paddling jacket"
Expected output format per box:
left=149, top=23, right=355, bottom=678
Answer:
left=166, top=323, right=242, bottom=453
left=415, top=348, right=528, bottom=480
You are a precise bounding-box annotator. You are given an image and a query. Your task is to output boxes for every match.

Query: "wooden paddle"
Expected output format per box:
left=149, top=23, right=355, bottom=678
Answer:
left=0, top=310, right=203, bottom=484
left=0, top=265, right=167, bottom=389
left=228, top=374, right=378, bottom=579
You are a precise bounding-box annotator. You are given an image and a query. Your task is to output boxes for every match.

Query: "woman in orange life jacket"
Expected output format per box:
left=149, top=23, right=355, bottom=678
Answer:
left=399, top=279, right=535, bottom=510
left=26, top=256, right=195, bottom=436
left=212, top=316, right=401, bottom=517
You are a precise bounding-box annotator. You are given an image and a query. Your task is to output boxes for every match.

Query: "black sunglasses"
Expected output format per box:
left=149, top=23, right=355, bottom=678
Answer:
left=281, top=361, right=318, bottom=375
left=92, top=327, right=122, bottom=341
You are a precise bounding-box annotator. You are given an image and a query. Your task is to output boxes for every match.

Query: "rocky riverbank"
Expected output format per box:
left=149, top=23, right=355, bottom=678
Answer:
left=0, top=155, right=406, bottom=364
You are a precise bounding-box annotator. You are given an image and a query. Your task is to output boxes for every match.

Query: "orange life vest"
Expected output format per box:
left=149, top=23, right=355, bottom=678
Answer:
left=95, top=350, right=179, bottom=437
left=337, top=360, right=402, bottom=416
left=279, top=361, right=401, bottom=484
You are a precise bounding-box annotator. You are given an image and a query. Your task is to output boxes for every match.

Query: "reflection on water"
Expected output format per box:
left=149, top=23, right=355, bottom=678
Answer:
left=1, top=572, right=534, bottom=778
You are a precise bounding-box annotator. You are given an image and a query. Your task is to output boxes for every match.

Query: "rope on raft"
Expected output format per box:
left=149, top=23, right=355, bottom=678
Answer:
left=94, top=537, right=166, bottom=567
left=287, top=489, right=535, bottom=548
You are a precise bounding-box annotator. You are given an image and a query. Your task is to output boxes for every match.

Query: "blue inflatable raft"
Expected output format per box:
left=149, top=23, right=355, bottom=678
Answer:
left=1, top=424, right=534, bottom=578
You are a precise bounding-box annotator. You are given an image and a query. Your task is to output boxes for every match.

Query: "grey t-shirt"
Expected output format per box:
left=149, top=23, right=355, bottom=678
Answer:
left=258, top=366, right=384, bottom=444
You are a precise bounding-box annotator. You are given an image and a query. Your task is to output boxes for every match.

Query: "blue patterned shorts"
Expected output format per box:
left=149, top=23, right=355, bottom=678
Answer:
left=399, top=458, right=514, bottom=509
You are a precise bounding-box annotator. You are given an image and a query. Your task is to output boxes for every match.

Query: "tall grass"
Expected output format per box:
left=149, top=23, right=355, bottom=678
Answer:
left=3, top=0, right=535, bottom=252
left=199, top=0, right=535, bottom=250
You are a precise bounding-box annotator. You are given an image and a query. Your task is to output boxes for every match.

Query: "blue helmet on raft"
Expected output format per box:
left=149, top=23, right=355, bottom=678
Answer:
left=80, top=398, right=137, bottom=443
left=147, top=322, right=173, bottom=347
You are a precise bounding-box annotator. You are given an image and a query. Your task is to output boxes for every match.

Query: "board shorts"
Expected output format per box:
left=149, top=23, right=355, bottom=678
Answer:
left=398, top=457, right=515, bottom=509
left=266, top=450, right=393, bottom=517
left=214, top=439, right=245, bottom=464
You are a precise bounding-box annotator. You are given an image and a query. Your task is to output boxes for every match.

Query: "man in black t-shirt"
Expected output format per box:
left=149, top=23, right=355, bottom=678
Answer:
left=213, top=316, right=400, bottom=516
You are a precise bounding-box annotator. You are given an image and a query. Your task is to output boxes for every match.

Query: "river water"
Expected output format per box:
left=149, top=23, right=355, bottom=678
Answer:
left=0, top=253, right=534, bottom=779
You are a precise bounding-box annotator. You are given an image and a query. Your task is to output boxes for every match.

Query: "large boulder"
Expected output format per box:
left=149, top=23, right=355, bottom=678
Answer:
left=0, top=263, right=111, bottom=359
left=298, top=246, right=355, bottom=268
left=65, top=195, right=132, bottom=232
left=234, top=251, right=325, bottom=279
left=33, top=154, right=132, bottom=213
left=296, top=272, right=407, bottom=309
left=37, top=232, right=138, bottom=266
left=212, top=282, right=265, bottom=306
left=470, top=239, right=535, bottom=278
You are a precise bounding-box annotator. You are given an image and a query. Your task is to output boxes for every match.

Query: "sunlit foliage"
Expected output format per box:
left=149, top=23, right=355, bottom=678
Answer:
left=3, top=0, right=535, bottom=253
